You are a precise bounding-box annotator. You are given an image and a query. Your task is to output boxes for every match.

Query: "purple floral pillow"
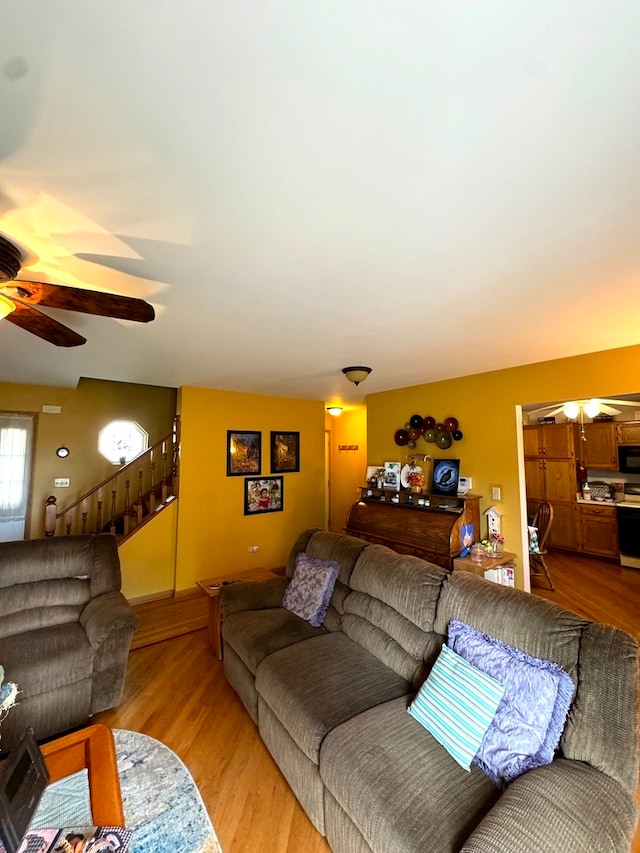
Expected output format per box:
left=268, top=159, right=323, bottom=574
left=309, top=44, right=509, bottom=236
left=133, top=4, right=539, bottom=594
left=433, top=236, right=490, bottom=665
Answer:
left=281, top=553, right=340, bottom=627
left=448, top=619, right=575, bottom=785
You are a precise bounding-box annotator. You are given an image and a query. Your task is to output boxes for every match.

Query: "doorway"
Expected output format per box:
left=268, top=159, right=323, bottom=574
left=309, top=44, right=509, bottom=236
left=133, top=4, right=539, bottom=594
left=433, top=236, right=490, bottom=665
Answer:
left=0, top=413, right=34, bottom=542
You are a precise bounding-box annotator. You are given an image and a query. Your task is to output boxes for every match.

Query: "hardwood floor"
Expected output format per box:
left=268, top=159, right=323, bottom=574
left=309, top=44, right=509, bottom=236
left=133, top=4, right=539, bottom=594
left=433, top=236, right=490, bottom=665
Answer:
left=96, top=553, right=639, bottom=852
left=94, top=628, right=331, bottom=853
left=530, top=549, right=640, bottom=641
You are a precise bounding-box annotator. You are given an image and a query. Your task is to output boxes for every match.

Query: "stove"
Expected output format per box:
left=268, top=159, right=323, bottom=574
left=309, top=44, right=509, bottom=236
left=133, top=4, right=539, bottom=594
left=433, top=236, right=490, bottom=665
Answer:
left=616, top=485, right=640, bottom=568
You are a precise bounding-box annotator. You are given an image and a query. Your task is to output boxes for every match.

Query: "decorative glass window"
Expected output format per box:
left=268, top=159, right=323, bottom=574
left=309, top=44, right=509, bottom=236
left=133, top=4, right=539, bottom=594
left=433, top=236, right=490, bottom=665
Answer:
left=98, top=420, right=148, bottom=465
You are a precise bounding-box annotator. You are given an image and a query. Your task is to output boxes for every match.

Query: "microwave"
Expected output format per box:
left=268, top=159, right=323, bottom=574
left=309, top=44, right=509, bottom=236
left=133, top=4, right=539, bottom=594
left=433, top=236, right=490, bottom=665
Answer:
left=618, top=445, right=640, bottom=473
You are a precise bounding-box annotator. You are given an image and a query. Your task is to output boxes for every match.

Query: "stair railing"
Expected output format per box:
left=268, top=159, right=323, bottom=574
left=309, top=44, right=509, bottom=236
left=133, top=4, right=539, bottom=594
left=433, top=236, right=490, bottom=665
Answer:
left=44, top=416, right=180, bottom=540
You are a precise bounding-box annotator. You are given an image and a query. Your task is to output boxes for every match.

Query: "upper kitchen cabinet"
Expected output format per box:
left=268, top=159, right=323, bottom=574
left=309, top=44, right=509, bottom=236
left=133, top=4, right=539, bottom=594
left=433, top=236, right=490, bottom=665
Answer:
left=617, top=422, right=640, bottom=445
left=578, top=422, right=617, bottom=470
left=523, top=423, right=575, bottom=459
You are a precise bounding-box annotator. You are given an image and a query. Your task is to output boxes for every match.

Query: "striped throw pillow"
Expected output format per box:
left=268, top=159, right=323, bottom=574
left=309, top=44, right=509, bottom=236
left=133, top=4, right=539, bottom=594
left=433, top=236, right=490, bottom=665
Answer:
left=408, top=644, right=505, bottom=771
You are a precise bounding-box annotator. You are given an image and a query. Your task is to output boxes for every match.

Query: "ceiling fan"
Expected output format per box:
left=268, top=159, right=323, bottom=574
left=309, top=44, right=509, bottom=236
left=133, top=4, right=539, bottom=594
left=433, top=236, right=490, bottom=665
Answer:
left=0, top=234, right=155, bottom=347
left=528, top=398, right=639, bottom=419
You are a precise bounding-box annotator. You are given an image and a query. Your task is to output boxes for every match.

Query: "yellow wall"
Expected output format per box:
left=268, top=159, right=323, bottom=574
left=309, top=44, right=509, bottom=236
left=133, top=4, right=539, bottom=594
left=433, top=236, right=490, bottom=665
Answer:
left=367, top=343, right=640, bottom=588
left=326, top=407, right=367, bottom=533
left=174, top=387, right=326, bottom=592
left=0, top=378, right=176, bottom=538
left=119, top=499, right=178, bottom=600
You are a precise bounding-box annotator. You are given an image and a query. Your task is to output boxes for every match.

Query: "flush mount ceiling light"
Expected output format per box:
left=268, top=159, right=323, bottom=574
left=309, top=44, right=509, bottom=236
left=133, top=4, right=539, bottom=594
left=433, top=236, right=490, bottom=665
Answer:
left=55, top=445, right=69, bottom=458
left=342, top=366, right=372, bottom=386
left=326, top=406, right=343, bottom=416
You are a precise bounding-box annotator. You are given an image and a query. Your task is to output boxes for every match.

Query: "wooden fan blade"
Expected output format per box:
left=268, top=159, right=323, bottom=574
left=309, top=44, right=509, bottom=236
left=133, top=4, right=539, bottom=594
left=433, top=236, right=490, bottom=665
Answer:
left=10, top=281, right=155, bottom=322
left=5, top=301, right=86, bottom=347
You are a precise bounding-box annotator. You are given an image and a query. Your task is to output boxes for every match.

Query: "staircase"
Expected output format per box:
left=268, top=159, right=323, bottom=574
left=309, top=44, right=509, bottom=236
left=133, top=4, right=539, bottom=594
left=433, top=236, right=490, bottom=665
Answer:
left=44, top=417, right=179, bottom=542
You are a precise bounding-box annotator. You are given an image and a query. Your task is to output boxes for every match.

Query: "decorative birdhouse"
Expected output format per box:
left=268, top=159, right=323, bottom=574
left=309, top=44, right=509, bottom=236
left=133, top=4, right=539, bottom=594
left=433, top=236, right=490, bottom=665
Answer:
left=484, top=505, right=503, bottom=538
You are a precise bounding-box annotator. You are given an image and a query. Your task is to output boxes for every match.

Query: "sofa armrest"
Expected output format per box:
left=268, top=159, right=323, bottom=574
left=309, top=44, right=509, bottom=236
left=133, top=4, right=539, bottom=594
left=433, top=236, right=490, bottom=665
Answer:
left=221, top=577, right=290, bottom=617
left=462, top=758, right=637, bottom=853
left=80, top=591, right=139, bottom=649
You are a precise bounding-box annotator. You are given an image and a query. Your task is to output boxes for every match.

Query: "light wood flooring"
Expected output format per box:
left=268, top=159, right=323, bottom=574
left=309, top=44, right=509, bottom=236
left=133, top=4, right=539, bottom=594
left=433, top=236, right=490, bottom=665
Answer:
left=96, top=552, right=639, bottom=852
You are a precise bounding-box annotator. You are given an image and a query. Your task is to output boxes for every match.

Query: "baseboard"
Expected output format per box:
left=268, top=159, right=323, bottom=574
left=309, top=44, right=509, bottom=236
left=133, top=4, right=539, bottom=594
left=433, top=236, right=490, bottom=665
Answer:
left=128, top=590, right=174, bottom=606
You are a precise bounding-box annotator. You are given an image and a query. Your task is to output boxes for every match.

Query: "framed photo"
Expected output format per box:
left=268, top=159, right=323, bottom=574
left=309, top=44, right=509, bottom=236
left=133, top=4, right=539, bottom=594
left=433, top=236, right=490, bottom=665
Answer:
left=431, top=458, right=460, bottom=496
left=244, top=476, right=284, bottom=515
left=383, top=461, right=401, bottom=490
left=227, top=430, right=261, bottom=476
left=270, top=431, right=300, bottom=473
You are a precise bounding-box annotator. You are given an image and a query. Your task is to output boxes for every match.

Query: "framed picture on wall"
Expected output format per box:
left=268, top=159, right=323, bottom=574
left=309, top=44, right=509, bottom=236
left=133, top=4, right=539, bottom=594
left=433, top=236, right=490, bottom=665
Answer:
left=244, top=476, right=284, bottom=515
left=270, top=431, right=300, bottom=473
left=431, top=458, right=460, bottom=496
left=227, top=430, right=261, bottom=476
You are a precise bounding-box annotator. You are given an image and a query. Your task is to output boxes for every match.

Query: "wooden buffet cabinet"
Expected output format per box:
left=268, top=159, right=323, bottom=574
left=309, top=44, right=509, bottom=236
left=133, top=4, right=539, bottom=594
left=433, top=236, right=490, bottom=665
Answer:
left=345, top=488, right=480, bottom=570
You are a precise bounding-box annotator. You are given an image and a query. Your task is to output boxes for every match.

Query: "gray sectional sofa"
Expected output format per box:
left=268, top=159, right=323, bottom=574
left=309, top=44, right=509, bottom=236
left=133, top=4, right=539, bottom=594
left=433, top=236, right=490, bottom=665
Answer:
left=221, top=529, right=639, bottom=852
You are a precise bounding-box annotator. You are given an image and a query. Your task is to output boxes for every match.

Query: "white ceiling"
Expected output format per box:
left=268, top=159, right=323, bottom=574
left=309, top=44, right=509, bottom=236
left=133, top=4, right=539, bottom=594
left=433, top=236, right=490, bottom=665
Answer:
left=1, top=1, right=639, bottom=405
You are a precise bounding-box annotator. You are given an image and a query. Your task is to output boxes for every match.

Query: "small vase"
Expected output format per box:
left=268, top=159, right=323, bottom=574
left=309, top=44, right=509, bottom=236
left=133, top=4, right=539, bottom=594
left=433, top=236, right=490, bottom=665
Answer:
left=410, top=484, right=422, bottom=494
left=490, top=542, right=503, bottom=557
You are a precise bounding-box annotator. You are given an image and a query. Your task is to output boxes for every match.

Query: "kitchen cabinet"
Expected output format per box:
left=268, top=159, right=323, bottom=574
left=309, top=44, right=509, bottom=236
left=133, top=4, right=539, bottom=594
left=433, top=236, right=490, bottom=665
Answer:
left=523, top=424, right=575, bottom=459
left=578, top=503, right=618, bottom=558
left=616, top=422, right=640, bottom=445
left=578, top=422, right=617, bottom=470
left=524, top=423, right=577, bottom=551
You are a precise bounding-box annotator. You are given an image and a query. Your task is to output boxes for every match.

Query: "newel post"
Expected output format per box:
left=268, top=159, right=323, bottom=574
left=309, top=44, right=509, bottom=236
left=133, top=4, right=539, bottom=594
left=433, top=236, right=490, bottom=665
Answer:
left=44, top=495, right=57, bottom=537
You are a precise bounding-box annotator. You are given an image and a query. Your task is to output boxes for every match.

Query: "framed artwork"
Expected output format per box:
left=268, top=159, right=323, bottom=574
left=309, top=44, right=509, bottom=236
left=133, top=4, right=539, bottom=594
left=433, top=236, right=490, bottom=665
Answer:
left=383, top=461, right=401, bottom=490
left=227, top=430, right=261, bottom=476
left=431, top=458, right=460, bottom=496
left=244, top=476, right=284, bottom=515
left=270, top=431, right=300, bottom=473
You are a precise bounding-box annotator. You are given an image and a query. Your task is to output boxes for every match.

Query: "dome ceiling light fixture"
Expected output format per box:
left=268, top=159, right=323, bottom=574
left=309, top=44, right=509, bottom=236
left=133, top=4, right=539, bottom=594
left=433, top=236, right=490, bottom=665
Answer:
left=342, top=366, right=372, bottom=386
left=326, top=406, right=343, bottom=416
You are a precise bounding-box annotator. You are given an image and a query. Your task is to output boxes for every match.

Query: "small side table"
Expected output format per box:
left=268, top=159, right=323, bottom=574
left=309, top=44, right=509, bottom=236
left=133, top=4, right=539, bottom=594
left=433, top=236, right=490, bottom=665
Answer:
left=452, top=551, right=517, bottom=578
left=196, top=566, right=280, bottom=659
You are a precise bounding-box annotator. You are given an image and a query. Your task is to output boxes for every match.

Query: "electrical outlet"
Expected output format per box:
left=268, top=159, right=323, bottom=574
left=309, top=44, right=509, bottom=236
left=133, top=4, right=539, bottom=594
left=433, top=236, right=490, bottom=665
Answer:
left=54, top=478, right=70, bottom=488
left=248, top=545, right=260, bottom=552
left=491, top=485, right=502, bottom=501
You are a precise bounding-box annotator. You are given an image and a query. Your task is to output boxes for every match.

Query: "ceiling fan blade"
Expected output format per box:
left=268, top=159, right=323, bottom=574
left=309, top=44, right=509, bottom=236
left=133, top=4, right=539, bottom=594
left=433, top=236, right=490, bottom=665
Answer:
left=5, top=301, right=86, bottom=347
left=598, top=398, right=639, bottom=408
left=527, top=404, right=566, bottom=417
left=598, top=404, right=621, bottom=416
left=9, top=281, right=155, bottom=322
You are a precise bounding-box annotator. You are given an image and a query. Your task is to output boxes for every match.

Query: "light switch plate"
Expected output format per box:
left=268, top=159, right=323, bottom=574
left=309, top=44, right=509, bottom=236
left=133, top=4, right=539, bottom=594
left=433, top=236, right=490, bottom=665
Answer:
left=54, top=478, right=70, bottom=488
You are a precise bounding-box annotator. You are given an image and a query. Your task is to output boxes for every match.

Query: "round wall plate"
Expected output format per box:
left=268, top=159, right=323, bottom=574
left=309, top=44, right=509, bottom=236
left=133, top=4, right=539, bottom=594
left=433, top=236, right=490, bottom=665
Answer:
left=436, top=431, right=452, bottom=449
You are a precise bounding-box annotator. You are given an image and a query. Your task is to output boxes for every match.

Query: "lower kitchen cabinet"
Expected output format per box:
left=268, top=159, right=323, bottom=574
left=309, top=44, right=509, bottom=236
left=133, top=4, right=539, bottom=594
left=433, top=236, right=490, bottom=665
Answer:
left=527, top=499, right=578, bottom=551
left=548, top=501, right=579, bottom=550
left=578, top=503, right=618, bottom=558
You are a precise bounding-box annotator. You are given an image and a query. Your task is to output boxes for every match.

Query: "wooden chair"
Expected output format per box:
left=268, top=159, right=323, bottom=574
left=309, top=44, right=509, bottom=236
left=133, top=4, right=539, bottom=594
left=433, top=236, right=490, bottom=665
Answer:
left=40, top=724, right=124, bottom=826
left=529, top=502, right=555, bottom=590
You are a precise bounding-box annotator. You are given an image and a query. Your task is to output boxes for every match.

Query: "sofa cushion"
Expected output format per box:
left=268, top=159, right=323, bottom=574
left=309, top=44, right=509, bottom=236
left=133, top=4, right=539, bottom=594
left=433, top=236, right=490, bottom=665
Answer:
left=320, top=695, right=500, bottom=853
left=256, top=632, right=411, bottom=765
left=448, top=619, right=574, bottom=784
left=223, top=608, right=326, bottom=674
left=407, top=644, right=505, bottom=772
left=282, top=554, right=340, bottom=627
left=341, top=545, right=448, bottom=683
left=0, top=623, right=93, bottom=697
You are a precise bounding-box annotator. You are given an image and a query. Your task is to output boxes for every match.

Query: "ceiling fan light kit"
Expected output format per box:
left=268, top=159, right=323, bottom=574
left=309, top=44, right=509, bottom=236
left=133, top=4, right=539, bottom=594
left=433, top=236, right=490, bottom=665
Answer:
left=0, top=233, right=155, bottom=347
left=342, top=366, right=372, bottom=386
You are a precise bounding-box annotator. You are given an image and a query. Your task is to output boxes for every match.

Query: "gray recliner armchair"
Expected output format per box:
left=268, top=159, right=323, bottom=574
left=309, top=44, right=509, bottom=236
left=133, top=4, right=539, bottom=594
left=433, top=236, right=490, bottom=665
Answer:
left=0, top=534, right=139, bottom=751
